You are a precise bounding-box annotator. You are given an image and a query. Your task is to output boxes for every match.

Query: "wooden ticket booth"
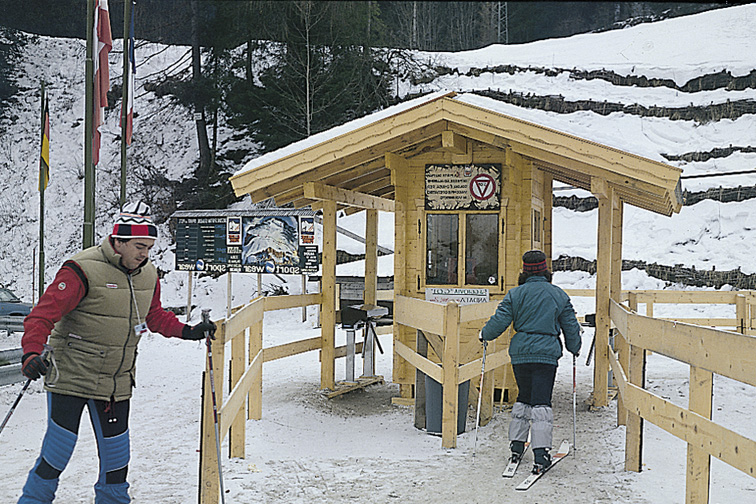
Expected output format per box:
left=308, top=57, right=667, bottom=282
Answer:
left=228, top=91, right=682, bottom=446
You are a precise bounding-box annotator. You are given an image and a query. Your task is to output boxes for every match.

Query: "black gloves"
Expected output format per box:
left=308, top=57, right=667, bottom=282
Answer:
left=21, top=352, right=49, bottom=380
left=182, top=320, right=217, bottom=341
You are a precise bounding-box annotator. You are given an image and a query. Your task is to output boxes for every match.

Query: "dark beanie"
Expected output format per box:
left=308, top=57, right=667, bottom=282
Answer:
left=522, top=249, right=547, bottom=273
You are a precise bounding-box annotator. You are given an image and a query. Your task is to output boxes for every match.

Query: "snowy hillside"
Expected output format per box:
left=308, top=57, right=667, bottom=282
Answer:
left=2, top=5, right=756, bottom=503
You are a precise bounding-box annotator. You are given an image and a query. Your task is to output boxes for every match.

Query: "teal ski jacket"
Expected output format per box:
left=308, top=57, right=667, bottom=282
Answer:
left=480, top=276, right=581, bottom=366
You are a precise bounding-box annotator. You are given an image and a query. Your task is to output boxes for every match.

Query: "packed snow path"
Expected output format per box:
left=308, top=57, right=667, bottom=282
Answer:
left=3, top=322, right=755, bottom=502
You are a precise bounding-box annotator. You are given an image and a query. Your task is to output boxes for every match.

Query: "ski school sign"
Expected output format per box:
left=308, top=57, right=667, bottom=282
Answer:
left=171, top=209, right=319, bottom=275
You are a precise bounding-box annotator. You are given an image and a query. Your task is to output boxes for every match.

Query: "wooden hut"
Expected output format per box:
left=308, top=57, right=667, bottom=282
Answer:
left=229, top=90, right=682, bottom=441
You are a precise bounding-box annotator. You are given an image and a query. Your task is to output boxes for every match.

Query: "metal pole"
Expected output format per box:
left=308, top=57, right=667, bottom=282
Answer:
left=83, top=0, right=95, bottom=249
left=0, top=379, right=32, bottom=436
left=203, top=309, right=226, bottom=504
left=119, top=0, right=132, bottom=207
left=38, top=82, right=46, bottom=299
left=573, top=354, right=577, bottom=452
left=473, top=341, right=488, bottom=458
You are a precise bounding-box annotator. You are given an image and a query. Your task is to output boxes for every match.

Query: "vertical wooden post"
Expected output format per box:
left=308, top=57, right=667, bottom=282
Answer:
left=248, top=315, right=263, bottom=421
left=736, top=294, right=746, bottom=334
left=414, top=330, right=428, bottom=430
left=320, top=199, right=337, bottom=390
left=592, top=179, right=613, bottom=407
left=364, top=209, right=378, bottom=307
left=543, top=173, right=553, bottom=269
left=199, top=321, right=225, bottom=504
left=624, top=341, right=646, bottom=472
left=441, top=302, right=461, bottom=449
left=387, top=153, right=411, bottom=399
left=229, top=329, right=245, bottom=459
left=612, top=199, right=626, bottom=425
left=686, top=365, right=713, bottom=503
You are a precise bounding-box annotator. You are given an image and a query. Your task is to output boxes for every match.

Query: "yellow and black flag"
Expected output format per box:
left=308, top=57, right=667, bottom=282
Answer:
left=39, top=95, right=50, bottom=191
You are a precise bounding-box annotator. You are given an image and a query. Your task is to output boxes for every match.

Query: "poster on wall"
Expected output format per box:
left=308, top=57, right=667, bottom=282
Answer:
left=241, top=215, right=301, bottom=274
left=425, top=163, right=501, bottom=210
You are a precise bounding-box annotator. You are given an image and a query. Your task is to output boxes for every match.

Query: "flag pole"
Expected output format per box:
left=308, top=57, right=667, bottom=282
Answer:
left=119, top=0, right=132, bottom=207
left=38, top=82, right=46, bottom=299
left=84, top=0, right=95, bottom=249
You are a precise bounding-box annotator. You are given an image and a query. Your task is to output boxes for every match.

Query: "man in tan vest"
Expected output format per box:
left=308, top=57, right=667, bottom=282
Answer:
left=17, top=201, right=215, bottom=504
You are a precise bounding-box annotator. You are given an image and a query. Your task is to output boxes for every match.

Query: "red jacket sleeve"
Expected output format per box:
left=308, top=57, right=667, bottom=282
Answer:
left=145, top=278, right=188, bottom=338
left=22, top=266, right=86, bottom=356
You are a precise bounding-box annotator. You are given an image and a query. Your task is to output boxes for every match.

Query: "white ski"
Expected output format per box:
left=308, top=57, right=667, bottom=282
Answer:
left=515, top=439, right=570, bottom=491
left=502, top=442, right=530, bottom=478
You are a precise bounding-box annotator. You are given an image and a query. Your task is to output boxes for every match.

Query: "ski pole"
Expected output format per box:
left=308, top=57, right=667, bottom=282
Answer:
left=0, top=378, right=32, bottom=436
left=0, top=346, right=52, bottom=437
left=203, top=309, right=226, bottom=504
left=572, top=353, right=577, bottom=453
left=473, top=340, right=488, bottom=459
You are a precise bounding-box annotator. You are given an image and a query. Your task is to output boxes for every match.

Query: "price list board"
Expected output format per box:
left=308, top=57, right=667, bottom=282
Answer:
left=175, top=217, right=237, bottom=273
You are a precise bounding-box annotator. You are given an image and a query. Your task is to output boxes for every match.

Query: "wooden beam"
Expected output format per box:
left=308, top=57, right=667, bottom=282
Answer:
left=364, top=209, right=378, bottom=306
left=611, top=300, right=756, bottom=388
left=241, top=119, right=448, bottom=203
left=441, top=302, right=461, bottom=448
left=441, top=130, right=467, bottom=154
left=686, top=365, right=713, bottom=503
left=320, top=200, right=337, bottom=390
left=442, top=99, right=681, bottom=192
left=304, top=182, right=395, bottom=211
left=394, top=295, right=447, bottom=335
left=609, top=350, right=756, bottom=479
left=263, top=336, right=322, bottom=362
left=394, top=339, right=443, bottom=384
left=593, top=184, right=613, bottom=407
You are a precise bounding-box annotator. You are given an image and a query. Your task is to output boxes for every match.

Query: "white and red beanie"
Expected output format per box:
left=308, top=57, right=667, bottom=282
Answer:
left=111, top=200, right=158, bottom=240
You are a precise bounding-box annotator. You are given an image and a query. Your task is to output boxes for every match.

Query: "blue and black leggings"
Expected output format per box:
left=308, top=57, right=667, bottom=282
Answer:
left=18, top=392, right=131, bottom=504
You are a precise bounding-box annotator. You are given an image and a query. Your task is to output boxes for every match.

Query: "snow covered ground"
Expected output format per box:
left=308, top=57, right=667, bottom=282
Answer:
left=2, top=4, right=756, bottom=503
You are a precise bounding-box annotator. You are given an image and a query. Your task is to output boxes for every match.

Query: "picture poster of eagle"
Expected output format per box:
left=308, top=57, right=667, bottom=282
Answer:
left=425, top=163, right=502, bottom=210
left=241, top=215, right=302, bottom=274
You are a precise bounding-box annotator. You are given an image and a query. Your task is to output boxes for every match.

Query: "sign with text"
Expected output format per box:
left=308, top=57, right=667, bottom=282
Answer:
left=174, top=213, right=319, bottom=274
left=425, top=287, right=490, bottom=306
left=425, top=163, right=501, bottom=210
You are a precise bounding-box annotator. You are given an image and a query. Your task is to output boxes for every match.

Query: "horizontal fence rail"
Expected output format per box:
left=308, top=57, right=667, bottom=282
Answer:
left=609, top=298, right=756, bottom=503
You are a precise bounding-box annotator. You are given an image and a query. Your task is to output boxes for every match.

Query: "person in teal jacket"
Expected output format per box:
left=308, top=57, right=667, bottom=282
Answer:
left=479, top=250, right=581, bottom=473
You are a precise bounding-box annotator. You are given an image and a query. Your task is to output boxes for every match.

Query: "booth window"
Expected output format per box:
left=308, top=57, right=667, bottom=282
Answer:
left=426, top=214, right=458, bottom=285
left=426, top=213, right=499, bottom=286
left=465, top=214, right=499, bottom=285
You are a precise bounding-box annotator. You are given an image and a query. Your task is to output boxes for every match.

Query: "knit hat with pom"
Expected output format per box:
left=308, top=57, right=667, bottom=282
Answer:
left=111, top=200, right=158, bottom=239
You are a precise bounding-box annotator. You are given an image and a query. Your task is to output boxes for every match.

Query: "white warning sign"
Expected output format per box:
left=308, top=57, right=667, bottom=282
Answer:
left=425, top=164, right=501, bottom=210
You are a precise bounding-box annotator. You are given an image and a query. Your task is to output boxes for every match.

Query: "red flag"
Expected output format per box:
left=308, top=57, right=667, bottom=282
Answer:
left=121, top=3, right=135, bottom=145
left=93, top=0, right=112, bottom=166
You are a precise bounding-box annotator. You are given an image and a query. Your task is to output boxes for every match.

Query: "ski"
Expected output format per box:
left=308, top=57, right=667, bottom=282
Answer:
left=514, top=439, right=570, bottom=490
left=502, top=441, right=530, bottom=478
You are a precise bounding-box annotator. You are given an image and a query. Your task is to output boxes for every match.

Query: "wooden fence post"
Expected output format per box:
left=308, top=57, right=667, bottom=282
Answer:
left=229, top=329, right=245, bottom=459
left=686, top=365, right=713, bottom=504
left=736, top=294, right=746, bottom=334
left=624, top=340, right=645, bottom=472
left=249, top=317, right=263, bottom=421
left=199, top=321, right=225, bottom=504
left=441, top=302, right=461, bottom=449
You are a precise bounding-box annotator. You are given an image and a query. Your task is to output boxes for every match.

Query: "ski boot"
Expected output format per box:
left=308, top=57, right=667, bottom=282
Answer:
left=509, top=440, right=525, bottom=464
left=532, top=447, right=552, bottom=474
